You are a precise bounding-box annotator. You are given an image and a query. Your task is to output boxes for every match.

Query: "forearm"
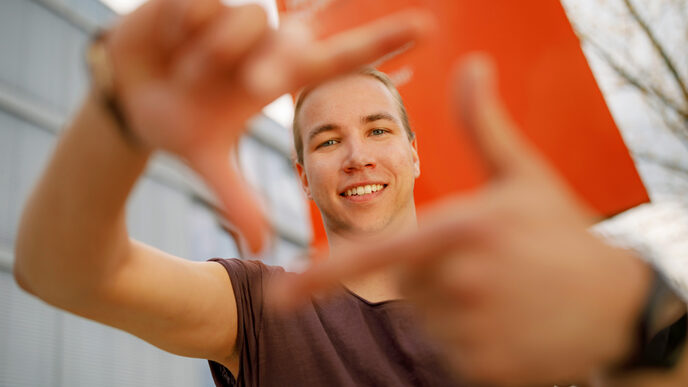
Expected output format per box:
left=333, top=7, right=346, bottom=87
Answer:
left=14, top=90, right=152, bottom=302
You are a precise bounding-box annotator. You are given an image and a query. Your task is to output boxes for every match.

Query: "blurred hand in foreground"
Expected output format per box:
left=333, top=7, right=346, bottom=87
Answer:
left=105, top=0, right=432, bottom=253
left=275, top=54, right=655, bottom=386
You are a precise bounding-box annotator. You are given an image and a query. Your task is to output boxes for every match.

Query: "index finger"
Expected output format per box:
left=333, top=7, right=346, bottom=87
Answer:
left=244, top=9, right=435, bottom=99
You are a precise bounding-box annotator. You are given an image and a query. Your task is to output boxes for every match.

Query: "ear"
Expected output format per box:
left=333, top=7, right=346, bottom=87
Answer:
left=294, top=161, right=313, bottom=199
left=411, top=136, right=421, bottom=178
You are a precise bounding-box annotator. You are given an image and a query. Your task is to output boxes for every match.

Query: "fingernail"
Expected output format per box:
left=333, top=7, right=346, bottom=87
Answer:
left=406, top=10, right=437, bottom=38
left=465, top=54, right=496, bottom=94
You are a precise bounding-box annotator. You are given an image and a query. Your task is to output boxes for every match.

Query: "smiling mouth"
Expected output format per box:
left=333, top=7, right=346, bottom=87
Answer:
left=340, top=184, right=387, bottom=197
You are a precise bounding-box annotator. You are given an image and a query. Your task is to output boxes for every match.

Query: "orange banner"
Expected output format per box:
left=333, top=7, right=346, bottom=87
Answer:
left=278, top=0, right=649, bottom=246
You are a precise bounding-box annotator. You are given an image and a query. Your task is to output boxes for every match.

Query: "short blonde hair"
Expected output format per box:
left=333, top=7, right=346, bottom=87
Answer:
left=292, top=68, right=414, bottom=165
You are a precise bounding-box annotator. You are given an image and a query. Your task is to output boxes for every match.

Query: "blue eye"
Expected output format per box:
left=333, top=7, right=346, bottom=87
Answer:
left=371, top=128, right=388, bottom=136
left=318, top=139, right=338, bottom=148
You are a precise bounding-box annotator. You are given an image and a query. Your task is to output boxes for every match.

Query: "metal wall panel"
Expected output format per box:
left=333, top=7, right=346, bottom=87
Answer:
left=127, top=177, right=194, bottom=258
left=187, top=198, right=242, bottom=261
left=59, top=311, right=208, bottom=387
left=0, top=111, right=57, bottom=246
left=22, top=0, right=73, bottom=112
left=0, top=271, right=61, bottom=387
left=0, top=1, right=27, bottom=91
left=0, top=115, right=17, bottom=245
left=59, top=0, right=117, bottom=25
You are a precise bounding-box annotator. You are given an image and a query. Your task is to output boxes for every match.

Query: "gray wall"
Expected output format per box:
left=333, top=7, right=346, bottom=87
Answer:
left=0, top=0, right=311, bottom=386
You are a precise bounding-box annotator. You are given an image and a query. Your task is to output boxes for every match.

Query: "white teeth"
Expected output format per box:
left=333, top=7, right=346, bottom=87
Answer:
left=344, top=184, right=385, bottom=197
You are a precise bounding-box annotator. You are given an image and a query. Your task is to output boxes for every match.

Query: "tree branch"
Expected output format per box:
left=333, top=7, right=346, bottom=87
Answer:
left=633, top=150, right=688, bottom=180
left=580, top=32, right=688, bottom=121
left=575, top=30, right=688, bottom=152
left=622, top=0, right=688, bottom=107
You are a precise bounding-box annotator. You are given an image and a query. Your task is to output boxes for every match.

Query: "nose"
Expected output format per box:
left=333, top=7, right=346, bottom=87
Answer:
left=342, top=136, right=375, bottom=173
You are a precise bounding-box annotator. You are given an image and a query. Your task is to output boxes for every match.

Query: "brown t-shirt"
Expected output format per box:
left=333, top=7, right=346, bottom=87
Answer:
left=208, top=258, right=462, bottom=387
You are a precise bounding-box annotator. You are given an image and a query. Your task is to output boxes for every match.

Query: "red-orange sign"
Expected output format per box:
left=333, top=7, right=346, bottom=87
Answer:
left=278, top=0, right=649, bottom=246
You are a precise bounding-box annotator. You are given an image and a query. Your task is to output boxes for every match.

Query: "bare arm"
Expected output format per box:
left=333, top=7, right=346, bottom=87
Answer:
left=13, top=91, right=240, bottom=367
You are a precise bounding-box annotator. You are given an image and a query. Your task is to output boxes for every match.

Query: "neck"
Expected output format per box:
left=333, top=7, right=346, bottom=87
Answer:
left=324, top=209, right=418, bottom=303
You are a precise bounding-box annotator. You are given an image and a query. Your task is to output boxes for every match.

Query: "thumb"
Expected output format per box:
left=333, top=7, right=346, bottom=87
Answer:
left=189, top=149, right=271, bottom=255
left=453, top=53, right=544, bottom=180
left=454, top=54, right=598, bottom=221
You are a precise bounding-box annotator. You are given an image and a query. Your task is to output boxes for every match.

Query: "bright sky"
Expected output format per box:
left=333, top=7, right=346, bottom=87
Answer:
left=101, top=0, right=277, bottom=22
left=100, top=0, right=144, bottom=14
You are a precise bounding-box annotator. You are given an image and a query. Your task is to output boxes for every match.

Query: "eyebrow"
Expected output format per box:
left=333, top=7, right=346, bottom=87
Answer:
left=307, top=124, right=339, bottom=143
left=362, top=112, right=397, bottom=125
left=307, top=112, right=398, bottom=143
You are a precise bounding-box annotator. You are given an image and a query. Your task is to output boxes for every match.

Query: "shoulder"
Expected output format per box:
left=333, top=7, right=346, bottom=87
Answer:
left=209, top=258, right=286, bottom=282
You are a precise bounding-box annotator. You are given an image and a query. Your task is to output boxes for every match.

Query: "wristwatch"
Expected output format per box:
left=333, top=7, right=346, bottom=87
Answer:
left=592, top=201, right=688, bottom=374
left=618, top=267, right=687, bottom=372
left=85, top=30, right=139, bottom=146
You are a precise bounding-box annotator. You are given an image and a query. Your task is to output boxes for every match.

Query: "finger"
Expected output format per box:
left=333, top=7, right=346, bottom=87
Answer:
left=108, top=0, right=221, bottom=61
left=243, top=9, right=435, bottom=99
left=455, top=55, right=600, bottom=223
left=189, top=149, right=271, bottom=255
left=453, top=54, right=545, bottom=180
left=158, top=0, right=222, bottom=51
left=272, top=201, right=487, bottom=309
left=174, top=4, right=270, bottom=85
left=298, top=9, right=434, bottom=83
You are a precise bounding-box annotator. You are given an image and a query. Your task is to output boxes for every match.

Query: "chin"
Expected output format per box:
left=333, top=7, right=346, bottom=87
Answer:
left=332, top=214, right=395, bottom=238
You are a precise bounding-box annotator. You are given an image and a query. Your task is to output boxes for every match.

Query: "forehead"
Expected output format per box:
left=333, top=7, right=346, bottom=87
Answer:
left=297, top=74, right=400, bottom=134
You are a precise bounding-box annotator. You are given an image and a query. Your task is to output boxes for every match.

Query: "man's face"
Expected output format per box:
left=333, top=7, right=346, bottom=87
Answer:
left=295, top=74, right=420, bottom=237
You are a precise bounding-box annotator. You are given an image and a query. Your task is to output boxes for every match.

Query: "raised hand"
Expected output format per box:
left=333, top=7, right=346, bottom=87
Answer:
left=104, top=0, right=431, bottom=253
left=275, top=54, right=653, bottom=386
